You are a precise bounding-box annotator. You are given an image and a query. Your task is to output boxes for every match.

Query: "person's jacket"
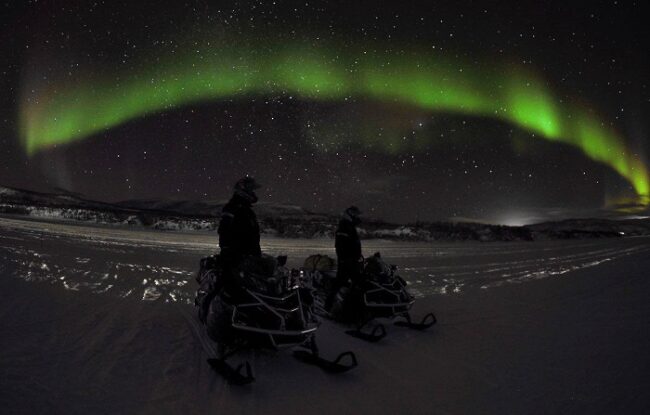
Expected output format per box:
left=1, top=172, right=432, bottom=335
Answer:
left=218, top=193, right=261, bottom=259
left=335, top=218, right=361, bottom=263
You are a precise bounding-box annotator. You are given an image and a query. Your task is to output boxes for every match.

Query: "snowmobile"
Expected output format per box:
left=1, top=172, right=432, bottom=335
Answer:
left=302, top=253, right=437, bottom=342
left=195, top=253, right=357, bottom=385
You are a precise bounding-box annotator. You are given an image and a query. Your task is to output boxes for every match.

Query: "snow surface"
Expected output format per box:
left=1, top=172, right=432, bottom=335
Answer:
left=1, top=216, right=650, bottom=414
left=0, top=187, right=18, bottom=196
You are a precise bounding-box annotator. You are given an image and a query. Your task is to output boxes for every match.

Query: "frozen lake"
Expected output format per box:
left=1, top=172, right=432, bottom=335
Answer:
left=2, top=215, right=649, bottom=302
left=2, top=215, right=650, bottom=414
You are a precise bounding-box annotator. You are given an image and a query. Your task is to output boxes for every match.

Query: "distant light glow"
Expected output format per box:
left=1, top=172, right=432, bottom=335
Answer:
left=495, top=215, right=540, bottom=227
left=500, top=219, right=532, bottom=227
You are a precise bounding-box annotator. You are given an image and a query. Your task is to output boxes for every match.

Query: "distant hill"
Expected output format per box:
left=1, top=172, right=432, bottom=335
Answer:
left=526, top=218, right=650, bottom=239
left=0, top=185, right=336, bottom=235
left=118, top=198, right=330, bottom=221
left=0, top=186, right=131, bottom=212
left=0, top=185, right=217, bottom=231
left=2, top=185, right=650, bottom=241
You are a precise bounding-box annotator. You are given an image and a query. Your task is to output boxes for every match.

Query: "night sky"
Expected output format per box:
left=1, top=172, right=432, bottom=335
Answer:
left=1, top=0, right=648, bottom=224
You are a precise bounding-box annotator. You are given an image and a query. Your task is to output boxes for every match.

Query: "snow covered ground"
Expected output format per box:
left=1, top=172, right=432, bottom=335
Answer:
left=1, top=216, right=649, bottom=414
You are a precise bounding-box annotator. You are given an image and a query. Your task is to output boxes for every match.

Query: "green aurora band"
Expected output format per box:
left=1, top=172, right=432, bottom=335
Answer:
left=19, top=41, right=649, bottom=202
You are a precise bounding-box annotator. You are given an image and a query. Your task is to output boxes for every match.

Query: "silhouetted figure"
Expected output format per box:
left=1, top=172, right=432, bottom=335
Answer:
left=218, top=177, right=262, bottom=301
left=325, top=206, right=363, bottom=310
left=218, top=176, right=262, bottom=260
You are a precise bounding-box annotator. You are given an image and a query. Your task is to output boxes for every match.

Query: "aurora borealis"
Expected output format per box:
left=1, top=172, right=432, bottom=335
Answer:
left=20, top=40, right=649, bottom=200
left=2, top=0, right=650, bottom=222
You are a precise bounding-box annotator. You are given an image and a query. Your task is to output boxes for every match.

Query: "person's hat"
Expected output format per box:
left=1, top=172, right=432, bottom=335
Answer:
left=234, top=176, right=261, bottom=192
left=345, top=205, right=362, bottom=217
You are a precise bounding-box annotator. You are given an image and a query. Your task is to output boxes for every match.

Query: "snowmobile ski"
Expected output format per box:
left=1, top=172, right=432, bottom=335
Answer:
left=207, top=358, right=255, bottom=385
left=394, top=312, right=437, bottom=330
left=345, top=323, right=387, bottom=342
left=293, top=350, right=358, bottom=373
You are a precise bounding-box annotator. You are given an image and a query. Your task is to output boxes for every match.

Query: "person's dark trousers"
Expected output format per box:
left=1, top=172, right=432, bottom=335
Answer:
left=218, top=253, right=249, bottom=305
left=324, top=260, right=360, bottom=310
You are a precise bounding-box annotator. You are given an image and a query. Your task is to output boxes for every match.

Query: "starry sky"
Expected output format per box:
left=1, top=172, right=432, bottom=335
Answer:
left=1, top=0, right=648, bottom=224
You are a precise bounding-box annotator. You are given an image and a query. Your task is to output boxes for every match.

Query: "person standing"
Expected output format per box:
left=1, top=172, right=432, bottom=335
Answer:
left=217, top=176, right=262, bottom=301
left=325, top=205, right=363, bottom=310
left=218, top=176, right=262, bottom=261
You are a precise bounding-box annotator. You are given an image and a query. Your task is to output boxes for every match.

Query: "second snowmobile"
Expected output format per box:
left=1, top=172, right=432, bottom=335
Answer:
left=302, top=252, right=437, bottom=342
